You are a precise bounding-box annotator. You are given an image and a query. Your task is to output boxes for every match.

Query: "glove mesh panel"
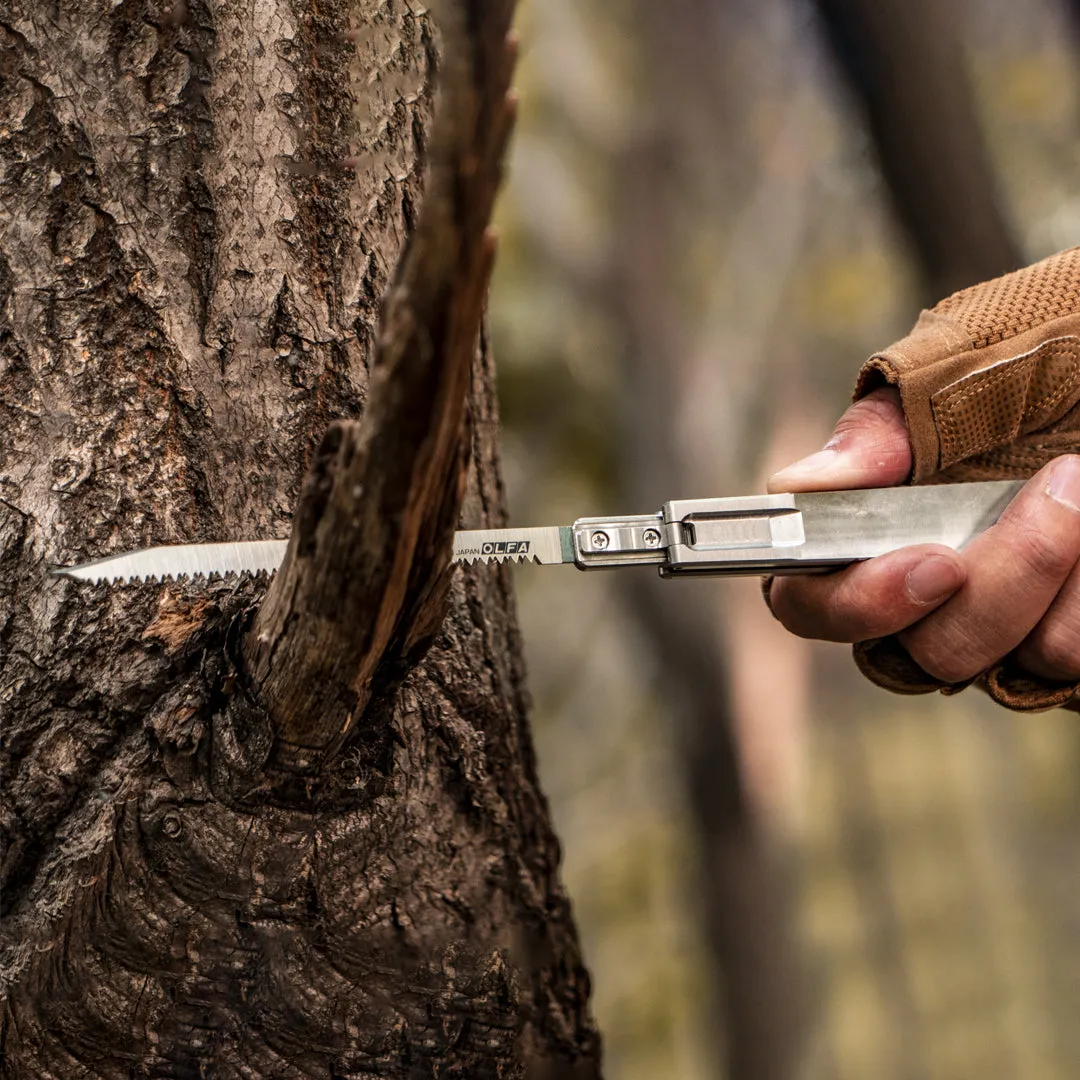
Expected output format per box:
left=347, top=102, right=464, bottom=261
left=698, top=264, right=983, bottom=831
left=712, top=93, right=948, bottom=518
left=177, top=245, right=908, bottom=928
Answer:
left=934, top=246, right=1080, bottom=348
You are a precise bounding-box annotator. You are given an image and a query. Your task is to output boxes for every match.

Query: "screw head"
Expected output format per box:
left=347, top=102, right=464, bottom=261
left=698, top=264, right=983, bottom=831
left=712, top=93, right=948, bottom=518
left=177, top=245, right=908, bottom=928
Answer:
left=591, top=531, right=610, bottom=551
left=642, top=528, right=661, bottom=548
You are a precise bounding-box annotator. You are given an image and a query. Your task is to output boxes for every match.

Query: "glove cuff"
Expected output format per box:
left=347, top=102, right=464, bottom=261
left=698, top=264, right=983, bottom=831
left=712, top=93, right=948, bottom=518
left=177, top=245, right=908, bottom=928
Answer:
left=854, top=637, right=1080, bottom=712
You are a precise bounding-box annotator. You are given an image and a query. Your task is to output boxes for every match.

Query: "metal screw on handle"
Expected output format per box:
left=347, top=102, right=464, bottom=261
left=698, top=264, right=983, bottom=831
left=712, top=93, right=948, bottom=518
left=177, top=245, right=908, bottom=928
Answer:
left=572, top=514, right=668, bottom=567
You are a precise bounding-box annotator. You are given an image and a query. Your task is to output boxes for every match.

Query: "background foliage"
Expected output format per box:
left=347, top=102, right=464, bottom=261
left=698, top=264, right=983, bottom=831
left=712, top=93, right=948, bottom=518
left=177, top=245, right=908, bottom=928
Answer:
left=490, top=1, right=1080, bottom=1076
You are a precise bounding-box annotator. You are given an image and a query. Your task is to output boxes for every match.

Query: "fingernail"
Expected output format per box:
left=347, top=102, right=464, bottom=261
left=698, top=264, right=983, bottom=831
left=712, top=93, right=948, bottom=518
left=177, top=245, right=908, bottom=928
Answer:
left=768, top=448, right=842, bottom=489
left=1046, top=456, right=1080, bottom=512
left=906, top=555, right=964, bottom=605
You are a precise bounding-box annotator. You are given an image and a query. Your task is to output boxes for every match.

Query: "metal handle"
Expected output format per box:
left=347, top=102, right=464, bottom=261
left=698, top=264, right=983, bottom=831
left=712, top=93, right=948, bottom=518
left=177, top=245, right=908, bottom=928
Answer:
left=571, top=480, right=1025, bottom=577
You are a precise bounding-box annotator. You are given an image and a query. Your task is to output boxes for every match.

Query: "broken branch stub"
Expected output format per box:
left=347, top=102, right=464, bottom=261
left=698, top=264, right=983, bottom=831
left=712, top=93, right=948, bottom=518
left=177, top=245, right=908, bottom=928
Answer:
left=243, top=0, right=519, bottom=769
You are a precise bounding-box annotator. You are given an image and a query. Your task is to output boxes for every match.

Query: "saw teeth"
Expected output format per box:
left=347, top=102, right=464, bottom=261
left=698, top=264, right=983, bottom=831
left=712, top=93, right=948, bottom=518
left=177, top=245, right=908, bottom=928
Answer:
left=456, top=554, right=540, bottom=566
left=113, top=569, right=266, bottom=583
left=58, top=568, right=270, bottom=585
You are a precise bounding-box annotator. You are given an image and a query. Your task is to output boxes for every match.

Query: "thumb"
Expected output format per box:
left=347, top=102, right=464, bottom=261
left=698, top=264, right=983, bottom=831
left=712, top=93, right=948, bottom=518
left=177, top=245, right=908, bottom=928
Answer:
left=767, top=387, right=912, bottom=493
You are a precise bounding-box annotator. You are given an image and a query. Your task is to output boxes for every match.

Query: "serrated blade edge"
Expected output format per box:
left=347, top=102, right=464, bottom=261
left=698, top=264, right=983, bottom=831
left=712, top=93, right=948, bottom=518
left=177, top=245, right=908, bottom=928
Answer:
left=51, top=541, right=290, bottom=584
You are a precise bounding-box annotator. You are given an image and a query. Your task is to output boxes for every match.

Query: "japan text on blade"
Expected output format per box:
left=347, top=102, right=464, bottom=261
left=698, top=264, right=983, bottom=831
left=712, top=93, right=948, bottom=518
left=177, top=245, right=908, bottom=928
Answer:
left=52, top=480, right=1024, bottom=585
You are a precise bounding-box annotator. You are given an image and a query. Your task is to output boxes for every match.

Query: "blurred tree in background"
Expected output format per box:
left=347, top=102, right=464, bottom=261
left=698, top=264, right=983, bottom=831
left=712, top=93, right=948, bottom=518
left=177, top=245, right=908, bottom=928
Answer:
left=813, top=0, right=1021, bottom=297
left=492, top=0, right=1080, bottom=1077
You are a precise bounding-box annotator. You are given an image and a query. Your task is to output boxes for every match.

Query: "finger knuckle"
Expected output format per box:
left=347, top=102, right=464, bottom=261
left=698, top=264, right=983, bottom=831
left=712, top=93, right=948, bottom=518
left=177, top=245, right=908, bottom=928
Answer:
left=772, top=574, right=871, bottom=642
left=768, top=579, right=818, bottom=639
left=831, top=401, right=910, bottom=476
left=843, top=389, right=902, bottom=429
left=1011, top=519, right=1077, bottom=586
left=905, top=631, right=983, bottom=684
left=1028, top=620, right=1080, bottom=680
left=834, top=576, right=890, bottom=638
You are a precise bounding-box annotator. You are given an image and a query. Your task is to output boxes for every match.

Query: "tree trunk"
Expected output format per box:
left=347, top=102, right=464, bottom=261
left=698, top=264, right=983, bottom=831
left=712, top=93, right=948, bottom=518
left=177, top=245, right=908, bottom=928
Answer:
left=0, top=1, right=600, bottom=1076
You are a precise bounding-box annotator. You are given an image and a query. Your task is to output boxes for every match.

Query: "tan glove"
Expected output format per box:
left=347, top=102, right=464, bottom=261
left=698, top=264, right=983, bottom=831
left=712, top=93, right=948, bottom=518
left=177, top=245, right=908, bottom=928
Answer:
left=851, top=246, right=1080, bottom=709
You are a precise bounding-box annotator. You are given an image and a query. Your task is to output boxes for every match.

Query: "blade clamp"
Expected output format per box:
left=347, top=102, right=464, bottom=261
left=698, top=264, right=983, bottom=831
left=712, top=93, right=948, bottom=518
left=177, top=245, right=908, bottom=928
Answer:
left=570, top=513, right=669, bottom=568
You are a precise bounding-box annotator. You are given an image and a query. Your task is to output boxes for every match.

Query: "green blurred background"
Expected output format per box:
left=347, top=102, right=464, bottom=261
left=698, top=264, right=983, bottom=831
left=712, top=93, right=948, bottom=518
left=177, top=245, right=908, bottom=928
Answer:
left=489, top=1, right=1080, bottom=1077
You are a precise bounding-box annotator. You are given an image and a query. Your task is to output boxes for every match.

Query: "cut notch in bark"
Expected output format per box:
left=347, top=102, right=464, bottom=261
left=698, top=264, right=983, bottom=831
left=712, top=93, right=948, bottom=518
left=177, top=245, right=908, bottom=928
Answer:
left=243, top=0, right=519, bottom=769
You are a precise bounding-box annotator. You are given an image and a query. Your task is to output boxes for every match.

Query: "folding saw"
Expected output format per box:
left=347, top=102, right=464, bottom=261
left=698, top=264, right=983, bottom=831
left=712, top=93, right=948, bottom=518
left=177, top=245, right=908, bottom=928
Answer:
left=52, top=480, right=1024, bottom=584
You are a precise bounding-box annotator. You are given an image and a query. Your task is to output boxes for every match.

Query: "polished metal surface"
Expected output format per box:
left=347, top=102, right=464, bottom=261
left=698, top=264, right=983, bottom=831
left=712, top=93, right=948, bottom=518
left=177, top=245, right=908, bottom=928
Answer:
left=570, top=513, right=668, bottom=568
left=53, top=480, right=1027, bottom=584
left=659, top=479, right=1024, bottom=576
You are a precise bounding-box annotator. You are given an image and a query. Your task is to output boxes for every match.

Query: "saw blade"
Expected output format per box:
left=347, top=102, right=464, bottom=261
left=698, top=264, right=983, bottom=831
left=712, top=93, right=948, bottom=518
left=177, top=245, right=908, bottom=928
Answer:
left=51, top=540, right=289, bottom=584
left=53, top=526, right=576, bottom=584
left=452, top=526, right=574, bottom=566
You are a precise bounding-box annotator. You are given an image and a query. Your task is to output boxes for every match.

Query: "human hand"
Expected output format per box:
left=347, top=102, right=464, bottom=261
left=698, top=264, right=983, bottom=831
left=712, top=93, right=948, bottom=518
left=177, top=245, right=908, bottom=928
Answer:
left=766, top=387, right=1080, bottom=683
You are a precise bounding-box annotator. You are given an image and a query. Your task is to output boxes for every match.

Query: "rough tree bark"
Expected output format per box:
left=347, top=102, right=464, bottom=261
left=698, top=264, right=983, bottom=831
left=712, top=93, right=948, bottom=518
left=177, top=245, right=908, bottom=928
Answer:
left=0, top=0, right=600, bottom=1076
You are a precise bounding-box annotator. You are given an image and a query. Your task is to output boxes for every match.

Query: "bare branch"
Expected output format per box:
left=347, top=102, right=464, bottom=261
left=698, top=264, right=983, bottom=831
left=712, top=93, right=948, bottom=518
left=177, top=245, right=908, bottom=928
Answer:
left=243, top=0, right=518, bottom=769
